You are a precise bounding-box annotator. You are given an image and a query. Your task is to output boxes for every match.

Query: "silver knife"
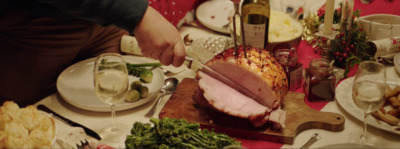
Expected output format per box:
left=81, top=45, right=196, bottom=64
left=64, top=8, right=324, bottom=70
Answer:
left=37, top=104, right=102, bottom=140
left=184, top=57, right=264, bottom=103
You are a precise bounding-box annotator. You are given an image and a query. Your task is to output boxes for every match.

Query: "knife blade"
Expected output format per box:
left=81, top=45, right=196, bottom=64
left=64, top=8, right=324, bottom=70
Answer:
left=37, top=104, right=102, bottom=140
left=184, top=56, right=264, bottom=103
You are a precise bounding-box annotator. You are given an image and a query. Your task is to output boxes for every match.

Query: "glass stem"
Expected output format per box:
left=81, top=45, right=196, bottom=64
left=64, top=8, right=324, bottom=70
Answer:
left=110, top=104, right=118, bottom=132
left=361, top=112, right=369, bottom=142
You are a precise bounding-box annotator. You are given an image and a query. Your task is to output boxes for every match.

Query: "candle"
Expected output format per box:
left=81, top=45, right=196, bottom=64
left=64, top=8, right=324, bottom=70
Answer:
left=323, top=0, right=335, bottom=35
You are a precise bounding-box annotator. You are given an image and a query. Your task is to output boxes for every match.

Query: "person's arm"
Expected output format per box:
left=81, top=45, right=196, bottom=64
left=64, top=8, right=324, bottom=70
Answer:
left=133, top=7, right=186, bottom=67
left=35, top=0, right=148, bottom=35
left=36, top=0, right=186, bottom=67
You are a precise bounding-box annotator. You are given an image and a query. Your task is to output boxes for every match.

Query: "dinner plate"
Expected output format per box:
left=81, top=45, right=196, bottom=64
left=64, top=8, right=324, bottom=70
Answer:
left=335, top=76, right=400, bottom=135
left=196, top=0, right=234, bottom=34
left=318, top=143, right=377, bottom=148
left=57, top=56, right=164, bottom=112
left=394, top=53, right=400, bottom=74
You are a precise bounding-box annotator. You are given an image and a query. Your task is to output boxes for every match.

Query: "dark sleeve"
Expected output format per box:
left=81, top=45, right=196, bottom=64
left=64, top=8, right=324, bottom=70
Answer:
left=35, top=0, right=149, bottom=32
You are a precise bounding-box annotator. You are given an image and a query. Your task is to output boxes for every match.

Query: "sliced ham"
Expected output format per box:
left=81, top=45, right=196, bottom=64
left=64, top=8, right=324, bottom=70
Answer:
left=193, top=46, right=288, bottom=128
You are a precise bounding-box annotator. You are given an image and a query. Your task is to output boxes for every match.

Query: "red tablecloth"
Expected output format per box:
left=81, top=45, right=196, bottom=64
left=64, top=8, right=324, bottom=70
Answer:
left=237, top=1, right=399, bottom=148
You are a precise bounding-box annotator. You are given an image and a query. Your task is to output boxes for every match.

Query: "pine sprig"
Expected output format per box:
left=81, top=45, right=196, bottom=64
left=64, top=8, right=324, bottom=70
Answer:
left=327, top=10, right=372, bottom=75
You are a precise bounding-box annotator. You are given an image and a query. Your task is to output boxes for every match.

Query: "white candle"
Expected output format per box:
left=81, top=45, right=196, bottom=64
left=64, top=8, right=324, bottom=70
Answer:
left=324, top=0, right=335, bottom=35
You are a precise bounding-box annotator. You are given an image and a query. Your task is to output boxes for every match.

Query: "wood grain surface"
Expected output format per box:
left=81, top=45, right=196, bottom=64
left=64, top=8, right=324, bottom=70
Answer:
left=159, top=78, right=345, bottom=144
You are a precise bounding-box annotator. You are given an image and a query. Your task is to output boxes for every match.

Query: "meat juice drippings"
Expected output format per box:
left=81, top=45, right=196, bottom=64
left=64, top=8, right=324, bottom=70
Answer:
left=303, top=58, right=336, bottom=102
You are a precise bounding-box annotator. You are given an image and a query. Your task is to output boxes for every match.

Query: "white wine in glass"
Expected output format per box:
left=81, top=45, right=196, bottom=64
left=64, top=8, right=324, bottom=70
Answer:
left=350, top=61, right=386, bottom=145
left=94, top=53, right=129, bottom=143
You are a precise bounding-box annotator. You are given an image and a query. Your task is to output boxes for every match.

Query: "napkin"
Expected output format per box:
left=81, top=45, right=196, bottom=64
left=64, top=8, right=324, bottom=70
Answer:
left=54, top=120, right=110, bottom=149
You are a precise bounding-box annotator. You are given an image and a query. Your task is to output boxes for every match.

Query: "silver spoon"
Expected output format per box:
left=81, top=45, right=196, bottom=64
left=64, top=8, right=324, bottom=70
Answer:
left=145, top=77, right=179, bottom=117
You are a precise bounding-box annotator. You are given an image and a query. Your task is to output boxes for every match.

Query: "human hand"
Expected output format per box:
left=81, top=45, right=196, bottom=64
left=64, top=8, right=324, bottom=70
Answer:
left=133, top=7, right=186, bottom=67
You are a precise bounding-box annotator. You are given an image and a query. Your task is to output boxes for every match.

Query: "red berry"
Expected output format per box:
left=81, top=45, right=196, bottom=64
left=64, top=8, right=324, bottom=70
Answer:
left=340, top=32, right=345, bottom=37
left=313, top=48, right=319, bottom=54
left=346, top=47, right=350, bottom=52
left=342, top=53, right=348, bottom=58
left=350, top=44, right=355, bottom=49
left=322, top=37, right=327, bottom=43
left=342, top=41, right=346, bottom=45
left=339, top=57, right=343, bottom=61
left=334, top=52, right=340, bottom=56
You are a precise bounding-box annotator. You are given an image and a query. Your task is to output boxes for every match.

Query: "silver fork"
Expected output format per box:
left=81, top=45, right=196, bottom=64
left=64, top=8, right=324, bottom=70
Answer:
left=300, top=133, right=321, bottom=149
left=76, top=139, right=90, bottom=149
left=56, top=126, right=90, bottom=149
left=57, top=138, right=89, bottom=149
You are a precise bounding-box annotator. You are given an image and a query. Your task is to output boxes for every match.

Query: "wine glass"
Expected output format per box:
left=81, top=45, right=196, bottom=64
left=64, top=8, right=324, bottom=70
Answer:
left=349, top=61, right=386, bottom=145
left=93, top=53, right=129, bottom=143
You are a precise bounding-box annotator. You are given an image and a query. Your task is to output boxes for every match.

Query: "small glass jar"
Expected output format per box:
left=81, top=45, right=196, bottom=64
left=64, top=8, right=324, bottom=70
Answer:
left=303, top=58, right=336, bottom=102
left=274, top=46, right=303, bottom=91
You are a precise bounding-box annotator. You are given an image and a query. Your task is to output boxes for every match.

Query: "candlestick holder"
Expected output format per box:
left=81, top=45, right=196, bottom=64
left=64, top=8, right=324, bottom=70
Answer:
left=315, top=30, right=340, bottom=58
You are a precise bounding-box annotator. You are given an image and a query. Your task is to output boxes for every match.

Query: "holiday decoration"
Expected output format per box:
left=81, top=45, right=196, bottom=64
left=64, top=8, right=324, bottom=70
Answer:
left=301, top=3, right=372, bottom=76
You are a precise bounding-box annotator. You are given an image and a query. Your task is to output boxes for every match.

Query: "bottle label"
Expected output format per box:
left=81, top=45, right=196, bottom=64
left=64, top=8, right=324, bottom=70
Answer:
left=243, top=23, right=266, bottom=49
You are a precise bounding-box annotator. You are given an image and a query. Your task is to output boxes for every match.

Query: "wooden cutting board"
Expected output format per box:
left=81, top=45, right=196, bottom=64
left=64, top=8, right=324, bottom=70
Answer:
left=159, top=78, right=345, bottom=144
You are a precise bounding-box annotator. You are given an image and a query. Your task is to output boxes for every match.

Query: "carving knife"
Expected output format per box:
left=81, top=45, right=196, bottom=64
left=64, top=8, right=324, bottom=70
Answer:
left=37, top=104, right=102, bottom=140
left=184, top=57, right=264, bottom=104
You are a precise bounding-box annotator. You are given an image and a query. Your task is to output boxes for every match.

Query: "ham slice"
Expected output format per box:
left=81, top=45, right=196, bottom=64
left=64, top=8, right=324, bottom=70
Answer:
left=193, top=46, right=288, bottom=128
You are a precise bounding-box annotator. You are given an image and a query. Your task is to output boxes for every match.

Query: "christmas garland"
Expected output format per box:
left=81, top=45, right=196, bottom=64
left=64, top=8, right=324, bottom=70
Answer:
left=301, top=4, right=373, bottom=75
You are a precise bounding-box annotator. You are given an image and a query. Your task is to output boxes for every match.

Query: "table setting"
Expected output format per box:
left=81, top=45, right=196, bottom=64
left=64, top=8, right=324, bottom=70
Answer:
left=1, top=0, right=399, bottom=148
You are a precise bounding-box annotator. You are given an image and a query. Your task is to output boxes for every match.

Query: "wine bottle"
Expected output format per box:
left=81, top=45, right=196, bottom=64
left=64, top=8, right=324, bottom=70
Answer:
left=241, top=0, right=270, bottom=49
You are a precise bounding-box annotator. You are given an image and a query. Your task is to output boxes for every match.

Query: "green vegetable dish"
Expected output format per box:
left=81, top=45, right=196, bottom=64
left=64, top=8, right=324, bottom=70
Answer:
left=124, top=62, right=161, bottom=102
left=126, top=62, right=162, bottom=83
left=125, top=118, right=242, bottom=149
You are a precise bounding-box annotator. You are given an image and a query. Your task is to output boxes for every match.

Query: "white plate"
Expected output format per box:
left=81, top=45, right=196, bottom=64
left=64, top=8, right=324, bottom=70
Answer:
left=318, top=143, right=377, bottom=148
left=394, top=53, right=400, bottom=74
left=335, top=77, right=400, bottom=135
left=57, top=56, right=164, bottom=112
left=196, top=0, right=233, bottom=34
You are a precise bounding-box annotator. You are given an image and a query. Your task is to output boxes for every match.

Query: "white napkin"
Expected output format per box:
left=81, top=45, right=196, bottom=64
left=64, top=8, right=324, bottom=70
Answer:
left=54, top=120, right=102, bottom=149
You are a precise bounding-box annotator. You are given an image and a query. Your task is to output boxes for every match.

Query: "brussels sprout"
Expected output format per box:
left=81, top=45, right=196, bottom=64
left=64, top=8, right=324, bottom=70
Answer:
left=130, top=80, right=142, bottom=90
left=139, top=69, right=153, bottom=83
left=126, top=90, right=141, bottom=102
left=139, top=86, right=149, bottom=98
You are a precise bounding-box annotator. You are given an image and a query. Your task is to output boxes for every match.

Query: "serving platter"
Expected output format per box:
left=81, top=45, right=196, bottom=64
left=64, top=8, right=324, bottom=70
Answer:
left=159, top=78, right=345, bottom=144
left=335, top=76, right=400, bottom=135
left=57, top=56, right=164, bottom=112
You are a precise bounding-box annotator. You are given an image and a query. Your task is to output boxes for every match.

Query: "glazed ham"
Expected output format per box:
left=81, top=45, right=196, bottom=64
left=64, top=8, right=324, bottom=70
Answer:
left=193, top=46, right=288, bottom=128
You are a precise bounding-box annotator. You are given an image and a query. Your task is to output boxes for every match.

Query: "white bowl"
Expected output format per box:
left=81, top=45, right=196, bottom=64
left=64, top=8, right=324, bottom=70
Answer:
left=358, top=14, right=400, bottom=40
